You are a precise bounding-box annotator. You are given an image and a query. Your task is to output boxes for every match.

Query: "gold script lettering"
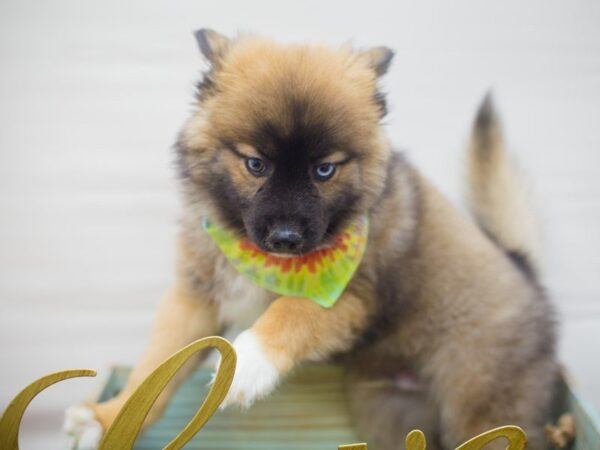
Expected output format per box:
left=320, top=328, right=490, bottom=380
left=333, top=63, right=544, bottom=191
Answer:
left=340, top=425, right=526, bottom=450
left=0, top=337, right=528, bottom=450
left=0, top=369, right=96, bottom=450
left=455, top=425, right=527, bottom=450
left=99, top=336, right=236, bottom=449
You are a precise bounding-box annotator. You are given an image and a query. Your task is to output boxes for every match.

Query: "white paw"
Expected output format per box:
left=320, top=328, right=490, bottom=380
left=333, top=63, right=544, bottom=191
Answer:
left=219, top=329, right=280, bottom=409
left=63, top=405, right=103, bottom=450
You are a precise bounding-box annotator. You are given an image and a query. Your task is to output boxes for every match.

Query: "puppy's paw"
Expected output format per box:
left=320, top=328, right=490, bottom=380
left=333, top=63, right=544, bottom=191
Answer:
left=219, top=330, right=280, bottom=409
left=63, top=405, right=103, bottom=450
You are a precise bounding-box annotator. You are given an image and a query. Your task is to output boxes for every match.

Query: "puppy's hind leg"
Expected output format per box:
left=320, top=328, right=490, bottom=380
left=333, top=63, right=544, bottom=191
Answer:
left=347, top=372, right=441, bottom=450
left=432, top=345, right=556, bottom=450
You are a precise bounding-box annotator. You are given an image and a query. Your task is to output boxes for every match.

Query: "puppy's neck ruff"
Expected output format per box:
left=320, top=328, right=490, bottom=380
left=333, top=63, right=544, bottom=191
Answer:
left=203, top=215, right=369, bottom=307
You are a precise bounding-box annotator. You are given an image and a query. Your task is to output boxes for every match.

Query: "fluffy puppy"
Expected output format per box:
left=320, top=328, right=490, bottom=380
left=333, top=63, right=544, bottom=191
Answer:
left=65, top=30, right=557, bottom=450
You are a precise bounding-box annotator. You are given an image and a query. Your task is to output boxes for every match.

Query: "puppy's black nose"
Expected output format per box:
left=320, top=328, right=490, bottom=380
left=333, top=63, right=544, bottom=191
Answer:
left=266, top=225, right=303, bottom=252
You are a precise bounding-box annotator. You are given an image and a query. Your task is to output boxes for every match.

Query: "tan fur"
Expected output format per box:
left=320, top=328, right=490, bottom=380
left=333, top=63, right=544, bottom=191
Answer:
left=221, top=147, right=266, bottom=199
left=344, top=171, right=555, bottom=450
left=467, top=94, right=542, bottom=274
left=80, top=33, right=557, bottom=450
left=252, top=293, right=372, bottom=372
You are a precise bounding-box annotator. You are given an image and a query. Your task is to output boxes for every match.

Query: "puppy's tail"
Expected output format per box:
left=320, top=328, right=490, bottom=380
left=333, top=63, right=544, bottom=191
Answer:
left=467, top=93, right=541, bottom=279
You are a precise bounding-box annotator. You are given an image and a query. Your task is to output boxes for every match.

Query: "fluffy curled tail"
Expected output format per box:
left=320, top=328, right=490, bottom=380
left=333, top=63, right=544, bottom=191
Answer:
left=467, top=93, right=541, bottom=279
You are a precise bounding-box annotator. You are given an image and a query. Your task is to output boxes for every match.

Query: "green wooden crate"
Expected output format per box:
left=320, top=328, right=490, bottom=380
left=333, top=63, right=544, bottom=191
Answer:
left=68, top=365, right=599, bottom=450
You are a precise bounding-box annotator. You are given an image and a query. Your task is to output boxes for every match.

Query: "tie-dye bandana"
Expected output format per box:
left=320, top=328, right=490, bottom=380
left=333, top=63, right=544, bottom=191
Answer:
left=203, top=215, right=369, bottom=308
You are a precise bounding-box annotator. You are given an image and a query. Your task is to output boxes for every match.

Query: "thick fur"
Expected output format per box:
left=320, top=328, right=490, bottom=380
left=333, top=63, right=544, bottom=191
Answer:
left=66, top=31, right=557, bottom=450
left=467, top=93, right=542, bottom=278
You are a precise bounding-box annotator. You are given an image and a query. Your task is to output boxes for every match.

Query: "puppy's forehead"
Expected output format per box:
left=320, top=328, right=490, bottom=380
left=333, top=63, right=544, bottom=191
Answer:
left=206, top=39, right=382, bottom=158
left=248, top=100, right=346, bottom=160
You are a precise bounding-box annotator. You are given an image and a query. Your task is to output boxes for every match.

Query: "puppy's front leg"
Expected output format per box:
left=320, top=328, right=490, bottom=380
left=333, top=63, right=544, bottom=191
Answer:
left=221, top=293, right=369, bottom=409
left=64, top=284, right=219, bottom=448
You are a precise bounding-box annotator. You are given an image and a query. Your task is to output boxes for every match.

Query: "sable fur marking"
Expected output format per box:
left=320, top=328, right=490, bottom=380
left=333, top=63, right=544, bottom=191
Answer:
left=66, top=31, right=558, bottom=450
left=467, top=93, right=542, bottom=278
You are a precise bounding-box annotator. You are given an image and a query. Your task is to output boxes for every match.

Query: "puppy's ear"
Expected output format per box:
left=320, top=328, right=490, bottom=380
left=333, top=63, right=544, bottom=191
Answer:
left=193, top=28, right=231, bottom=66
left=357, top=46, right=394, bottom=77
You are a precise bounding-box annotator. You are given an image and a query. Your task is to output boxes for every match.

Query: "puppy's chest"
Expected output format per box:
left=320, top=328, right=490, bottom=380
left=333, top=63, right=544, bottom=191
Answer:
left=209, top=253, right=276, bottom=333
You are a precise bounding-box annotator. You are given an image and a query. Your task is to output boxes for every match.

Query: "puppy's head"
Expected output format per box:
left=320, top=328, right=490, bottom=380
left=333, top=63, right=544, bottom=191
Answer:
left=178, top=29, right=393, bottom=254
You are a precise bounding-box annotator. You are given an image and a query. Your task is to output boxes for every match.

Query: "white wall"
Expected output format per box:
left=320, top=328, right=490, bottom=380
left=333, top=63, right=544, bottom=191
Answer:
left=1, top=1, right=599, bottom=447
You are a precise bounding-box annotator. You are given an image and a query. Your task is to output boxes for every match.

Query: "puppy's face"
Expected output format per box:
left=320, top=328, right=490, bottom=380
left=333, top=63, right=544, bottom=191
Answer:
left=179, top=30, right=393, bottom=254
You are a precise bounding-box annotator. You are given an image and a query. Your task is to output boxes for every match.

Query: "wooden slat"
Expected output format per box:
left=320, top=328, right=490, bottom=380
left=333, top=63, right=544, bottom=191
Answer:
left=94, top=365, right=358, bottom=450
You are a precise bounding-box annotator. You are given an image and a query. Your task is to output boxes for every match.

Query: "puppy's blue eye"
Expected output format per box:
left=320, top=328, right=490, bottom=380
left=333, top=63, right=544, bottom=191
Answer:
left=314, top=162, right=336, bottom=181
left=245, top=157, right=266, bottom=176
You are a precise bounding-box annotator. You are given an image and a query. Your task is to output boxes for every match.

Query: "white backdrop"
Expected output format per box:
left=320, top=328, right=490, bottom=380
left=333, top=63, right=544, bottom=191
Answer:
left=1, top=1, right=599, bottom=448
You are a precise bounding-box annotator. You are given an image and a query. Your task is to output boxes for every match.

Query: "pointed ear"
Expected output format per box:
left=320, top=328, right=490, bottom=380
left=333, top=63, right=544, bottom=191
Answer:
left=357, top=46, right=395, bottom=77
left=193, top=28, right=231, bottom=66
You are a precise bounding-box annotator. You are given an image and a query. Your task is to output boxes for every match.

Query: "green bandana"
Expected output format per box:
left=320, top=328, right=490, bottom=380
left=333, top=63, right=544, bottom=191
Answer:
left=203, top=215, right=369, bottom=308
